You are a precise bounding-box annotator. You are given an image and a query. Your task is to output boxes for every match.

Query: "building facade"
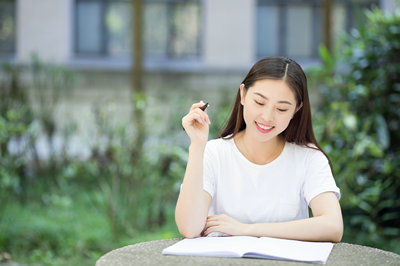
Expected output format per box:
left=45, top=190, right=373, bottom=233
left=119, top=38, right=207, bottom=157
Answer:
left=0, top=0, right=394, bottom=154
left=1, top=0, right=391, bottom=71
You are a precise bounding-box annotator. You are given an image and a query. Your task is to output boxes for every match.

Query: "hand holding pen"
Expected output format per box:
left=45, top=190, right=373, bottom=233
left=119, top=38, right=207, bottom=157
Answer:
left=182, top=101, right=210, bottom=145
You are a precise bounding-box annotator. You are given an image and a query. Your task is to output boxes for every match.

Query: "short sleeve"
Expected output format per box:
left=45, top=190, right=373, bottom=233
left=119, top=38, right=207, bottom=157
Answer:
left=203, top=141, right=217, bottom=198
left=303, top=149, right=340, bottom=205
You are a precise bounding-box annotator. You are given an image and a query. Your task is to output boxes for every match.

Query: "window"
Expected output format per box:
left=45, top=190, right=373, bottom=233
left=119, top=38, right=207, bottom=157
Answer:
left=75, top=0, right=131, bottom=57
left=145, top=0, right=201, bottom=59
left=256, top=0, right=379, bottom=60
left=75, top=0, right=201, bottom=60
left=0, top=0, right=16, bottom=58
left=256, top=0, right=322, bottom=59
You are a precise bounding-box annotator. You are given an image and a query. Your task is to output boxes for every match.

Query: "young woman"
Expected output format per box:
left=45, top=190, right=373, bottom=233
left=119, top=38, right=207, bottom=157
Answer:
left=176, top=56, right=343, bottom=242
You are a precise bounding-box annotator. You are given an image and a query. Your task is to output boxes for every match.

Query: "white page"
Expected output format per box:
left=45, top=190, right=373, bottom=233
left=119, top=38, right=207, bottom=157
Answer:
left=245, top=237, right=333, bottom=263
left=162, top=236, right=257, bottom=257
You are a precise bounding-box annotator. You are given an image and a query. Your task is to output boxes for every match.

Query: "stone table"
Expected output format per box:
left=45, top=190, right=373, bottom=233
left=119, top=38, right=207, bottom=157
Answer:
left=96, top=238, right=400, bottom=266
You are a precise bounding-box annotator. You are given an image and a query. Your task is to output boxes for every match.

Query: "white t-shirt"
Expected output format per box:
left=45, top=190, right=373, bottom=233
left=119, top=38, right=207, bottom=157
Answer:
left=203, top=137, right=340, bottom=224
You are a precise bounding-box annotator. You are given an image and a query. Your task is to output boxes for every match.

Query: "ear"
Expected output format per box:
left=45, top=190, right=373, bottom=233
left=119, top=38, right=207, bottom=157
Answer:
left=295, top=102, right=303, bottom=113
left=291, top=102, right=303, bottom=119
left=239, top=84, right=246, bottom=105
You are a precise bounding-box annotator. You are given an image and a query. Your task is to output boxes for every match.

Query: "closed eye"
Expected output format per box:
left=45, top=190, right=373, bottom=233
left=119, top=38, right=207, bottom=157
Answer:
left=277, top=108, right=288, bottom=112
left=255, top=100, right=264, bottom=106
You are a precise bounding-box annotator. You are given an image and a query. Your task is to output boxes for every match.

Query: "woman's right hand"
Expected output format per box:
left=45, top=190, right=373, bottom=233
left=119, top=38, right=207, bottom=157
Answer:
left=182, top=101, right=211, bottom=145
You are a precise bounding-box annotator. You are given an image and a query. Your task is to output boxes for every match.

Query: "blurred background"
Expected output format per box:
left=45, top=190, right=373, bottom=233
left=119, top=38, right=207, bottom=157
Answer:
left=0, top=0, right=399, bottom=265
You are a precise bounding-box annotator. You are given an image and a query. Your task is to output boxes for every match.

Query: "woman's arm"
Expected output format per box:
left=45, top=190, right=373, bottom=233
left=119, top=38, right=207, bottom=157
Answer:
left=204, top=192, right=343, bottom=242
left=175, top=144, right=212, bottom=238
left=175, top=102, right=212, bottom=238
left=245, top=192, right=343, bottom=242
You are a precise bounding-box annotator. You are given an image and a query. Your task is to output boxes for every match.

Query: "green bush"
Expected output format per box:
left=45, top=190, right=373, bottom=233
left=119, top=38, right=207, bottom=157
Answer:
left=0, top=58, right=185, bottom=263
left=310, top=8, right=400, bottom=253
left=0, top=62, right=35, bottom=205
left=0, top=55, right=76, bottom=202
left=0, top=108, right=33, bottom=211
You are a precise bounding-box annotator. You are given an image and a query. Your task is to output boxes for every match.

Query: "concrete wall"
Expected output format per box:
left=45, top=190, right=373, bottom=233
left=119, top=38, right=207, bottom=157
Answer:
left=17, top=0, right=72, bottom=63
left=203, top=0, right=255, bottom=69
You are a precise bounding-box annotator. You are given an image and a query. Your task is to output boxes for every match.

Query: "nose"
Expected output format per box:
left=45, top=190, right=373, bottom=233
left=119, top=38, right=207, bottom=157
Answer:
left=261, top=105, right=275, bottom=122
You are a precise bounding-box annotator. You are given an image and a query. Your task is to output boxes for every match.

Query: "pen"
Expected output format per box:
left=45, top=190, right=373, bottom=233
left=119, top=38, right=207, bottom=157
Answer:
left=200, top=102, right=209, bottom=111
left=183, top=102, right=209, bottom=131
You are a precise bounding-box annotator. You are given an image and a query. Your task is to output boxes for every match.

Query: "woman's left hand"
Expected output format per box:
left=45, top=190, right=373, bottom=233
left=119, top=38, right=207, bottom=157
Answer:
left=203, top=214, right=247, bottom=236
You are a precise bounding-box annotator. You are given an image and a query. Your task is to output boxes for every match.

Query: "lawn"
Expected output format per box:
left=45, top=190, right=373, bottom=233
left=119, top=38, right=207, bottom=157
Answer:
left=0, top=190, right=181, bottom=266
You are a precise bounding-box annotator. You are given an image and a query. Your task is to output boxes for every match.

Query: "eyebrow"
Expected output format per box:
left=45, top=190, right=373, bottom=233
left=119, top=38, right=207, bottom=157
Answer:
left=254, top=92, right=293, bottom=105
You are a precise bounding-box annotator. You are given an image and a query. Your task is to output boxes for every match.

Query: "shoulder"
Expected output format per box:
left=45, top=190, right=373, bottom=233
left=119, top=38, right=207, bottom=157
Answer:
left=206, top=138, right=232, bottom=152
left=203, top=138, right=233, bottom=170
left=206, top=137, right=232, bottom=149
left=285, top=142, right=328, bottom=163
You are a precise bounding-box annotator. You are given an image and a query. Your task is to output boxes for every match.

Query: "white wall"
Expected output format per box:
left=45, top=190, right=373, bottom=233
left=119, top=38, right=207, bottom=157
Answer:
left=380, top=0, right=397, bottom=14
left=203, top=0, right=255, bottom=69
left=17, top=0, right=72, bottom=63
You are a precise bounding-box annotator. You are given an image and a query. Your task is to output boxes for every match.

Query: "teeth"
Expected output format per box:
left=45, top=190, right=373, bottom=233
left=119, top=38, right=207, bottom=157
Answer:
left=257, top=123, right=273, bottom=130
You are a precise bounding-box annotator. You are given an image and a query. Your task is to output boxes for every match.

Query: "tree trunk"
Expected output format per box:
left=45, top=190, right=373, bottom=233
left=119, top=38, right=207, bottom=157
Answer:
left=131, top=0, right=145, bottom=158
left=323, top=0, right=332, bottom=52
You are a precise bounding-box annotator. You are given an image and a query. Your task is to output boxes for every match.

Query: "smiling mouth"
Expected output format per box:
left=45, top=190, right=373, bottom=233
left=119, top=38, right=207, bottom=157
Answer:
left=255, top=122, right=275, bottom=133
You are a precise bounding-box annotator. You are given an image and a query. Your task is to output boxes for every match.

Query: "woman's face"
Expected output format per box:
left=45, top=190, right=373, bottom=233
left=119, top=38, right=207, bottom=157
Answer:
left=240, top=79, right=299, bottom=143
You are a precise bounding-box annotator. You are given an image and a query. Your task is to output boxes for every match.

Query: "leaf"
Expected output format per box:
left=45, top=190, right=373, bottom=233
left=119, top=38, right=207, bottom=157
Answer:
left=318, top=44, right=333, bottom=70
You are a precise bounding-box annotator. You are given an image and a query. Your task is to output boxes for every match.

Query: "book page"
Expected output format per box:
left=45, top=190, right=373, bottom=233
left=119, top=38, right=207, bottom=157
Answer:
left=162, top=236, right=257, bottom=257
left=245, top=237, right=333, bottom=263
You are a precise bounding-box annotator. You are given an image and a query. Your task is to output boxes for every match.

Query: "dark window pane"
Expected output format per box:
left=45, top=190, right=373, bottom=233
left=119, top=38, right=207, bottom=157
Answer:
left=76, top=1, right=102, bottom=54
left=256, top=5, right=279, bottom=57
left=0, top=0, right=16, bottom=56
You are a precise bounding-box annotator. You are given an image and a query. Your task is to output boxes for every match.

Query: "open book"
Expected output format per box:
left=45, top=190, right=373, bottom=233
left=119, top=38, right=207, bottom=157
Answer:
left=162, top=236, right=334, bottom=264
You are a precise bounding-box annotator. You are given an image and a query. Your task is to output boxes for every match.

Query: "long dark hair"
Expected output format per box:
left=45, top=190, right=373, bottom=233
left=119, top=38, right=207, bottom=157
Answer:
left=219, top=56, right=332, bottom=170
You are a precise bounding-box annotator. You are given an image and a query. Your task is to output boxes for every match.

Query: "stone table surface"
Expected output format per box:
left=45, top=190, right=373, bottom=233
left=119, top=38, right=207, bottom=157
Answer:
left=96, top=238, right=400, bottom=266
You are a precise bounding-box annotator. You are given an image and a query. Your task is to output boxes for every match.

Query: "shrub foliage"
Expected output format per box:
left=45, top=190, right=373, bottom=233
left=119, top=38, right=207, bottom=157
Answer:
left=310, top=8, right=400, bottom=251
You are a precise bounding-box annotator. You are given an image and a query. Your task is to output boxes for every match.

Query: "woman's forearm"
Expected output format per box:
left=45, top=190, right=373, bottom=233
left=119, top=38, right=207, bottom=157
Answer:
left=175, top=143, right=209, bottom=238
left=244, top=215, right=343, bottom=242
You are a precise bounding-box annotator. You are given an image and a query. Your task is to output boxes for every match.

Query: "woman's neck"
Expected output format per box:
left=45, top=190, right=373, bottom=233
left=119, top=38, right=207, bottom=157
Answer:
left=234, top=130, right=285, bottom=165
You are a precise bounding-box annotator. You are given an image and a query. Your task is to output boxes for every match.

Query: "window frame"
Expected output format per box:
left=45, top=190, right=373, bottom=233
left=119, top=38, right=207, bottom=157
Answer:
left=74, top=0, right=131, bottom=58
left=256, top=0, right=379, bottom=60
left=256, top=0, right=323, bottom=59
left=73, top=0, right=202, bottom=61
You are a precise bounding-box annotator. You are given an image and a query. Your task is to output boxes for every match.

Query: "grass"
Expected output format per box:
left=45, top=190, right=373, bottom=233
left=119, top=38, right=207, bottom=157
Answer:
left=0, top=191, right=180, bottom=266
